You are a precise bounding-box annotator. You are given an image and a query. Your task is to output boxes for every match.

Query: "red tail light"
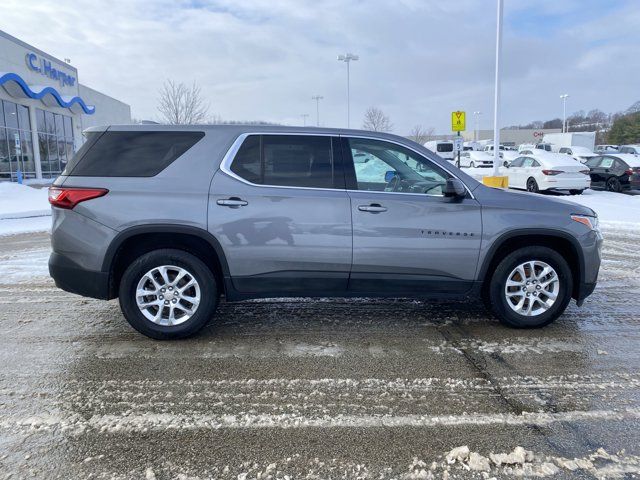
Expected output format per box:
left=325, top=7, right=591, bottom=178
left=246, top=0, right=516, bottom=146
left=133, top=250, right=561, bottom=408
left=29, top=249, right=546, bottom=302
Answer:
left=542, top=170, right=563, bottom=175
left=624, top=169, right=633, bottom=176
left=48, top=187, right=108, bottom=209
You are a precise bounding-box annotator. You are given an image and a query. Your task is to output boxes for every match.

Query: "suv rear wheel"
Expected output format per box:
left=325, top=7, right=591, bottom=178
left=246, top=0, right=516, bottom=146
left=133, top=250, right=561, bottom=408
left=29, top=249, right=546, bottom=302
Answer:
left=487, top=246, right=572, bottom=328
left=119, top=249, right=219, bottom=339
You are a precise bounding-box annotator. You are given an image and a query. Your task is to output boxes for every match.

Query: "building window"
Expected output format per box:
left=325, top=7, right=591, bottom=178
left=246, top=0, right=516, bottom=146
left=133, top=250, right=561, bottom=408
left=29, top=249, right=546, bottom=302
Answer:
left=36, top=108, right=75, bottom=178
left=0, top=100, right=36, bottom=181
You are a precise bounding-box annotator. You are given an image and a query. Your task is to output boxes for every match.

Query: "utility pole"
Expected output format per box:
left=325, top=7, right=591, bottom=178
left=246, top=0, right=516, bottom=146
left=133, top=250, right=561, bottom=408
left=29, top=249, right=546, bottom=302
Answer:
left=337, top=53, right=359, bottom=128
left=312, top=95, right=323, bottom=126
left=473, top=111, right=482, bottom=141
left=560, top=94, right=569, bottom=133
left=300, top=114, right=309, bottom=126
left=491, top=0, right=504, bottom=177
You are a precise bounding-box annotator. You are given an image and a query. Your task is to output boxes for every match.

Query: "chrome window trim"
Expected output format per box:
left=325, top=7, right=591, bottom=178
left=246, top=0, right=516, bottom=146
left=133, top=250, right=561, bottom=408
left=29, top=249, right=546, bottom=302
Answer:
left=219, top=131, right=475, bottom=199
left=218, top=132, right=344, bottom=193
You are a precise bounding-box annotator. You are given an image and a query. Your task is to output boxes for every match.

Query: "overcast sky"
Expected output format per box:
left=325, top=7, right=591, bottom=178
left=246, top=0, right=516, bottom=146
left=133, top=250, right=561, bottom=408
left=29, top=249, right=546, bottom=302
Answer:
left=1, top=0, right=638, bottom=133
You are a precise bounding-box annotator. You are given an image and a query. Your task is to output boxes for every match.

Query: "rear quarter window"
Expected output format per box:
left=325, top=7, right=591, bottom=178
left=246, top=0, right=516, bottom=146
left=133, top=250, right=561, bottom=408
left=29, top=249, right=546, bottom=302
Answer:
left=65, top=131, right=204, bottom=177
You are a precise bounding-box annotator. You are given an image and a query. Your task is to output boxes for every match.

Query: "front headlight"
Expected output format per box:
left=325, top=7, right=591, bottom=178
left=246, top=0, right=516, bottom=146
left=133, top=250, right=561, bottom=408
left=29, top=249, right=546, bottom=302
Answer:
left=571, top=214, right=599, bottom=231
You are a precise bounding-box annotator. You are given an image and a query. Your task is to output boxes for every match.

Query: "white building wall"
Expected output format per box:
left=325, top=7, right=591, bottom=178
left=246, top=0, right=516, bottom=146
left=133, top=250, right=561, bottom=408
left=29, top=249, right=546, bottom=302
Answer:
left=79, top=84, right=131, bottom=131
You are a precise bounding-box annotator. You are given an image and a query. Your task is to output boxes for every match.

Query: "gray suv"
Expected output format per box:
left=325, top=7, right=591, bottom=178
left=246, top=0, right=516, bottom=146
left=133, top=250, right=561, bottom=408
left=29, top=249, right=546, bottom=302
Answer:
left=48, top=125, right=602, bottom=339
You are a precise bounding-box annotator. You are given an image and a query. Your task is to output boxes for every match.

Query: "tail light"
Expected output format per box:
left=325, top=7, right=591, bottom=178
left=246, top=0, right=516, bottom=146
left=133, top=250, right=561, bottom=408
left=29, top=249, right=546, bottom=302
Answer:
left=48, top=187, right=108, bottom=209
left=624, top=168, right=635, bottom=176
left=542, top=170, right=563, bottom=176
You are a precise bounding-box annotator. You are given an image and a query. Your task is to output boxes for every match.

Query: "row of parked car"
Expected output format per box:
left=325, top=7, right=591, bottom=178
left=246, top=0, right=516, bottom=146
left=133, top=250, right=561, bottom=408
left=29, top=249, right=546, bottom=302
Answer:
left=450, top=145, right=640, bottom=195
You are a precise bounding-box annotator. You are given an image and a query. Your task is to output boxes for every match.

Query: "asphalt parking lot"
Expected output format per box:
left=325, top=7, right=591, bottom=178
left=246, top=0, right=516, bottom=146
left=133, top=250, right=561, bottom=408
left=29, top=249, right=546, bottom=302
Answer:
left=1, top=229, right=639, bottom=479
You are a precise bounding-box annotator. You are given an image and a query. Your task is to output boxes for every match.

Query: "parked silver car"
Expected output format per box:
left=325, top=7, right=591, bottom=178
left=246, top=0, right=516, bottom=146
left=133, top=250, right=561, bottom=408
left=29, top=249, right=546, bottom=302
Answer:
left=48, top=125, right=602, bottom=339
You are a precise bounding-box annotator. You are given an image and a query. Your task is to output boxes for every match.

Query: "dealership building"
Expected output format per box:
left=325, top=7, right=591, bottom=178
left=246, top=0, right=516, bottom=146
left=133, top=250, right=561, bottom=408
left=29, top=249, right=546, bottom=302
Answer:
left=0, top=29, right=131, bottom=181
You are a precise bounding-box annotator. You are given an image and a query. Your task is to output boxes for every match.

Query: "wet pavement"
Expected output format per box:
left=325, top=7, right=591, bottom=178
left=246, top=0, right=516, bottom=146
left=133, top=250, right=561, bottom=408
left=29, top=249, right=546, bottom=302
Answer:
left=0, top=229, right=639, bottom=479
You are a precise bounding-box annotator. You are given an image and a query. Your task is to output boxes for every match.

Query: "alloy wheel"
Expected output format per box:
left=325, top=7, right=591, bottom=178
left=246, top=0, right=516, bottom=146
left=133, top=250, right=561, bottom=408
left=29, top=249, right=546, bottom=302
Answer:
left=504, top=260, right=559, bottom=316
left=135, top=265, right=201, bottom=326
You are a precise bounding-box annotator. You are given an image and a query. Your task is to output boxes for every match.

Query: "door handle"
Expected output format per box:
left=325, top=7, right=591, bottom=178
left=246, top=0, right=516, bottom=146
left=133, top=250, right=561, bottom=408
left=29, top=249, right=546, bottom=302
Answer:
left=217, top=197, right=248, bottom=207
left=358, top=203, right=387, bottom=213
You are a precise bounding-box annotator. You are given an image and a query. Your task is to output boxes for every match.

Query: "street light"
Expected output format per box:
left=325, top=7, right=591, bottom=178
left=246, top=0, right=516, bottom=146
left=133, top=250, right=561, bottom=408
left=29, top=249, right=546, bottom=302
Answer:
left=473, top=111, right=482, bottom=141
left=560, top=94, right=569, bottom=133
left=337, top=53, right=359, bottom=127
left=491, top=0, right=503, bottom=177
left=312, top=95, right=324, bottom=126
left=300, top=114, right=309, bottom=126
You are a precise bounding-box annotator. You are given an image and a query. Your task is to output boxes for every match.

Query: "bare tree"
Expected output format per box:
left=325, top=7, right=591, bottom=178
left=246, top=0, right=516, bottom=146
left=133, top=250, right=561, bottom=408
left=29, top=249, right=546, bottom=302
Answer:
left=157, top=80, right=210, bottom=124
left=409, top=124, right=435, bottom=145
left=362, top=107, right=393, bottom=132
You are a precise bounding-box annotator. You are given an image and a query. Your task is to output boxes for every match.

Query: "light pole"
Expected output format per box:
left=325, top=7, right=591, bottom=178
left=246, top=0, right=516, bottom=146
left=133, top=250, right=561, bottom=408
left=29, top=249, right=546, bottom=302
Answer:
left=300, top=114, right=309, bottom=126
left=491, top=0, right=503, bottom=177
left=560, top=94, right=569, bottom=133
left=473, top=111, right=482, bottom=141
left=337, top=53, right=359, bottom=127
left=312, top=95, right=323, bottom=126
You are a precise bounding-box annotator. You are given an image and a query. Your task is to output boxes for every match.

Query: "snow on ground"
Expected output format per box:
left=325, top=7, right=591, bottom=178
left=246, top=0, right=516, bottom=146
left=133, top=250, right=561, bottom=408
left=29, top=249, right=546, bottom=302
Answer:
left=0, top=182, right=50, bottom=219
left=463, top=167, right=640, bottom=228
left=0, top=182, right=51, bottom=236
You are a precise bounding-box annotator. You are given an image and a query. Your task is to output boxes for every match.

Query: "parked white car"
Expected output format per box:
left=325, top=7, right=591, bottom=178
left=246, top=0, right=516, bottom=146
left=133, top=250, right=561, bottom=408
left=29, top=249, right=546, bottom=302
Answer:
left=558, top=146, right=597, bottom=163
left=459, top=151, right=495, bottom=168
left=505, top=153, right=590, bottom=194
left=595, top=144, right=619, bottom=153
left=501, top=150, right=521, bottom=166
left=619, top=145, right=640, bottom=155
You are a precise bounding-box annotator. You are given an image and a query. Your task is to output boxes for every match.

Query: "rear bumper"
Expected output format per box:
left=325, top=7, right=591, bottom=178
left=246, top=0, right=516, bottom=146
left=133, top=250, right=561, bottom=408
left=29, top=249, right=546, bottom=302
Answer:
left=49, top=252, right=110, bottom=300
left=540, top=177, right=591, bottom=190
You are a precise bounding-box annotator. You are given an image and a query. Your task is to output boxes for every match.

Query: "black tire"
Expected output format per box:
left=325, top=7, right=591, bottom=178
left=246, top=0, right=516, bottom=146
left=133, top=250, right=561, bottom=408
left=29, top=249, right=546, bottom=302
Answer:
left=487, top=246, right=573, bottom=328
left=606, top=177, right=622, bottom=193
left=119, top=249, right=219, bottom=339
left=569, top=189, right=583, bottom=195
left=526, top=177, right=539, bottom=193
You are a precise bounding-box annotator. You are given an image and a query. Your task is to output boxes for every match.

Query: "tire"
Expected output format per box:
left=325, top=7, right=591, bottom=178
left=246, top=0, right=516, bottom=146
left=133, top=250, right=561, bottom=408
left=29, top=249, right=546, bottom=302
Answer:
left=606, top=177, right=622, bottom=193
left=470, top=161, right=476, bottom=168
left=487, top=246, right=573, bottom=328
left=526, top=177, right=539, bottom=193
left=119, top=249, right=219, bottom=339
left=569, top=189, right=583, bottom=195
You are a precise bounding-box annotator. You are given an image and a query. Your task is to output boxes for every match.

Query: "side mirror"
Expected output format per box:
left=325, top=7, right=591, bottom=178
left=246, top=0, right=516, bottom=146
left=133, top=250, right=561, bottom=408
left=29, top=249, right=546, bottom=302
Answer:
left=384, top=170, right=397, bottom=183
left=443, top=178, right=466, bottom=200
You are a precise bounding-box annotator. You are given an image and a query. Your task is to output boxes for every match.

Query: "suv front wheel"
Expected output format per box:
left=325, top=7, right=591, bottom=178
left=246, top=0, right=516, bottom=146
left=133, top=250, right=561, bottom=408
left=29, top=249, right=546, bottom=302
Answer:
left=119, top=249, right=219, bottom=339
left=487, top=246, right=573, bottom=328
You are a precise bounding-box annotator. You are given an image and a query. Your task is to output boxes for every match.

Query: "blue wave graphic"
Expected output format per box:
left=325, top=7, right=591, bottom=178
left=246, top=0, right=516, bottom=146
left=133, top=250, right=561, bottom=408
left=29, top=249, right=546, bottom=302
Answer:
left=0, top=72, right=95, bottom=114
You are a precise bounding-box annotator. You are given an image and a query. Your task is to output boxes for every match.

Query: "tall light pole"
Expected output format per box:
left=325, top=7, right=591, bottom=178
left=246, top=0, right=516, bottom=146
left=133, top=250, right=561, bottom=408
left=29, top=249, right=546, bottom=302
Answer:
left=473, top=111, right=482, bottom=141
left=337, top=53, right=358, bottom=128
left=312, top=95, right=323, bottom=126
left=491, top=0, right=504, bottom=177
left=300, top=114, right=309, bottom=126
left=560, top=94, right=569, bottom=133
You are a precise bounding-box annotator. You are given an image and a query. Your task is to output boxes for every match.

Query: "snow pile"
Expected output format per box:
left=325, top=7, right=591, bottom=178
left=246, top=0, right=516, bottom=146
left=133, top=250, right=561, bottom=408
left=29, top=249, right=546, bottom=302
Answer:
left=0, top=182, right=50, bottom=219
left=563, top=189, right=640, bottom=228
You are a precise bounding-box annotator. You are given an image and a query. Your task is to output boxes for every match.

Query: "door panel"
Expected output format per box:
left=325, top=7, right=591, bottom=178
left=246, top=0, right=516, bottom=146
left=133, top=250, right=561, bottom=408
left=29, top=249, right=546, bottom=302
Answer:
left=208, top=134, right=352, bottom=294
left=342, top=136, right=482, bottom=295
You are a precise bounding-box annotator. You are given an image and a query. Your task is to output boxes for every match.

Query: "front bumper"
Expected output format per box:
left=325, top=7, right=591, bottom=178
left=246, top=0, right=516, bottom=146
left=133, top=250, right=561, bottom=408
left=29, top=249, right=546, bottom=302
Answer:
left=49, top=252, right=110, bottom=300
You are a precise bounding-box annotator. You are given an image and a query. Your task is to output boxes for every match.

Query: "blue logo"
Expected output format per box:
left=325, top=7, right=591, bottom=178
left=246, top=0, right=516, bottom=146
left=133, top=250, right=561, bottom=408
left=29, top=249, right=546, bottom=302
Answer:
left=25, top=53, right=76, bottom=87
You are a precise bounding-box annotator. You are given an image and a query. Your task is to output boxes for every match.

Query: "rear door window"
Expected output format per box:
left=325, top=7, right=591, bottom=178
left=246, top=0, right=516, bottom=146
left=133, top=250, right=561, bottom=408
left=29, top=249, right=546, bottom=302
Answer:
left=65, top=131, right=204, bottom=177
left=229, top=135, right=335, bottom=189
left=600, top=157, right=614, bottom=168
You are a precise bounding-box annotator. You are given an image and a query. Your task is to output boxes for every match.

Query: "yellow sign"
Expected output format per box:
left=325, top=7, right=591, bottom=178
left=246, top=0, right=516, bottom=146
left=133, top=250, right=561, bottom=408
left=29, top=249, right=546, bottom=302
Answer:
left=451, top=111, right=466, bottom=132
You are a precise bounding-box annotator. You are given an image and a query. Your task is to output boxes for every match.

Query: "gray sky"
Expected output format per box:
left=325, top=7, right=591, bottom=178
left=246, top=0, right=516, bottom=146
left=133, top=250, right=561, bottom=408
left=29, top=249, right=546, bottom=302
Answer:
left=1, top=0, right=638, bottom=133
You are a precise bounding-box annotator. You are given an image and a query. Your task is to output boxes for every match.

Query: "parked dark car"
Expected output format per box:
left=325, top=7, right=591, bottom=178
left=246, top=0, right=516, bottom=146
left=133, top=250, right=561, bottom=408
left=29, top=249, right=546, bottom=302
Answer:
left=584, top=154, right=640, bottom=192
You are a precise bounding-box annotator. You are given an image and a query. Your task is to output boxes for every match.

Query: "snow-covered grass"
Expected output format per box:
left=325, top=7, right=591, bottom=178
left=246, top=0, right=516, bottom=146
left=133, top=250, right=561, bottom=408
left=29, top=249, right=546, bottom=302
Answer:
left=0, top=182, right=51, bottom=236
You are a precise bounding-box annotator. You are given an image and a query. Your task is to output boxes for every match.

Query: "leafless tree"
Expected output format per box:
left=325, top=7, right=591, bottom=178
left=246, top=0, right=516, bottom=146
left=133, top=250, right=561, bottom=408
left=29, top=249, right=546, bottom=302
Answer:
left=410, top=124, right=435, bottom=144
left=157, top=80, right=210, bottom=124
left=362, top=107, right=393, bottom=132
